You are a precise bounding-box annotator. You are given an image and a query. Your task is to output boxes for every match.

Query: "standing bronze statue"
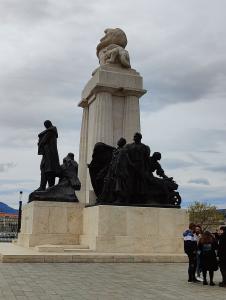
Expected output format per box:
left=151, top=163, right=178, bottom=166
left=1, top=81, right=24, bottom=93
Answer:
left=97, top=137, right=130, bottom=204
left=28, top=121, right=81, bottom=203
left=37, top=120, right=60, bottom=191
left=125, top=133, right=150, bottom=203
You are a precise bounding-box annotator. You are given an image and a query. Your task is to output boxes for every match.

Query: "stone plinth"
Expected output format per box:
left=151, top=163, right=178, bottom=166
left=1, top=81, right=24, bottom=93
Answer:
left=77, top=64, right=146, bottom=204
left=16, top=201, right=84, bottom=247
left=80, top=205, right=188, bottom=253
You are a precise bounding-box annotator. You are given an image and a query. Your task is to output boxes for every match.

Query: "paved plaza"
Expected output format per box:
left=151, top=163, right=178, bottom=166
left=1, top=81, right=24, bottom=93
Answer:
left=0, top=263, right=225, bottom=300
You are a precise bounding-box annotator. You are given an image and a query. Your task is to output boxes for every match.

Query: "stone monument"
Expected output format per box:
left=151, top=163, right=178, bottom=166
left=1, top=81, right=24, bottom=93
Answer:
left=78, top=28, right=146, bottom=205
left=76, top=28, right=187, bottom=255
left=3, top=28, right=188, bottom=262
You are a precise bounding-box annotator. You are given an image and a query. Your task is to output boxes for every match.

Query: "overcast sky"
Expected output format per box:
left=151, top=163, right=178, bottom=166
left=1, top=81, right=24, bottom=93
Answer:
left=0, top=0, right=226, bottom=209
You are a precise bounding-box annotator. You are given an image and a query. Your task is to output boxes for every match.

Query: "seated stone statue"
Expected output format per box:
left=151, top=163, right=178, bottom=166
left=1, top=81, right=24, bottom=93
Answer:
left=96, top=28, right=131, bottom=68
left=29, top=153, right=81, bottom=203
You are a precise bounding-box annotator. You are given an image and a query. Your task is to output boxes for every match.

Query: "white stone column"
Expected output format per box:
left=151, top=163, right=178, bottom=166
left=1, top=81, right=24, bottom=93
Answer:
left=84, top=91, right=113, bottom=205
left=92, top=92, right=113, bottom=146
left=78, top=65, right=146, bottom=205
left=123, top=95, right=141, bottom=143
left=77, top=106, right=88, bottom=203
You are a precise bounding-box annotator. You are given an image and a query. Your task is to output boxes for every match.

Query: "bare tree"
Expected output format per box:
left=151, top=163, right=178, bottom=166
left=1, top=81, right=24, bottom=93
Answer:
left=188, top=201, right=224, bottom=231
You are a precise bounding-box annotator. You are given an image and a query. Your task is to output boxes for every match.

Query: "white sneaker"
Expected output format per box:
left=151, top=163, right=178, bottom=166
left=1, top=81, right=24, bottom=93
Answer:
left=196, top=276, right=203, bottom=282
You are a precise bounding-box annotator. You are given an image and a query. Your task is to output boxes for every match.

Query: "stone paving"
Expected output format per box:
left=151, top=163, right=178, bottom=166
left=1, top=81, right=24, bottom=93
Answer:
left=0, top=263, right=225, bottom=300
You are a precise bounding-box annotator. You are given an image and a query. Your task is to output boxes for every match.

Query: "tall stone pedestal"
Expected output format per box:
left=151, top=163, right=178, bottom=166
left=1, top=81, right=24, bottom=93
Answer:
left=80, top=205, right=188, bottom=254
left=16, top=201, right=84, bottom=247
left=78, top=64, right=146, bottom=204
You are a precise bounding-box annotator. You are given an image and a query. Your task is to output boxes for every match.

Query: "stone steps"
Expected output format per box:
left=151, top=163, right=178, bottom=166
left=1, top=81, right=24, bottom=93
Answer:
left=35, top=244, right=91, bottom=253
left=0, top=243, right=188, bottom=263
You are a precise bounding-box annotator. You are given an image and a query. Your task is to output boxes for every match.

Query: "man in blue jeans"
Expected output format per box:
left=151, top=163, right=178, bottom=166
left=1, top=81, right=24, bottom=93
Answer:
left=183, top=223, right=198, bottom=282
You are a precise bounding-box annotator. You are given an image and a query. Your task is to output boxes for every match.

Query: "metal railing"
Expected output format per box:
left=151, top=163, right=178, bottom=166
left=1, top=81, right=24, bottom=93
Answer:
left=0, top=195, right=23, bottom=242
left=0, top=232, right=18, bottom=242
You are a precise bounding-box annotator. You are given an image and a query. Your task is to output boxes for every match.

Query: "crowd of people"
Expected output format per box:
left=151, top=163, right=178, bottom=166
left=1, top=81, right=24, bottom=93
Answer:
left=183, top=223, right=226, bottom=287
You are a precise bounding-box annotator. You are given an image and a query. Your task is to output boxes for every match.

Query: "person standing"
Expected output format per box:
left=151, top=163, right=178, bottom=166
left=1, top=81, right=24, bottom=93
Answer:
left=37, top=120, right=60, bottom=191
left=218, top=226, right=226, bottom=287
left=198, top=231, right=218, bottom=286
left=183, top=223, right=198, bottom=282
left=194, top=225, right=203, bottom=281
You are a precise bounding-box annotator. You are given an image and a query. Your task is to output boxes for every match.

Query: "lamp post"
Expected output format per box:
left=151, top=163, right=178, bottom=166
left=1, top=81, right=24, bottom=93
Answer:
left=17, top=191, right=23, bottom=234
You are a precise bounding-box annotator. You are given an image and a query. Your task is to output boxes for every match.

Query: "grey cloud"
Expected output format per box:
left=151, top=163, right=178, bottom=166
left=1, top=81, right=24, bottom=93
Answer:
left=0, top=162, right=16, bottom=172
left=0, top=27, right=92, bottom=133
left=197, top=150, right=221, bottom=154
left=165, top=129, right=226, bottom=152
left=0, top=0, right=49, bottom=24
left=180, top=184, right=226, bottom=206
left=0, top=188, right=30, bottom=195
left=186, top=154, right=209, bottom=166
left=141, top=59, right=226, bottom=112
left=205, top=165, right=226, bottom=173
left=163, top=158, right=196, bottom=170
left=188, top=129, right=226, bottom=150
left=188, top=178, right=210, bottom=186
left=0, top=179, right=35, bottom=185
left=131, top=2, right=226, bottom=111
left=0, top=0, right=94, bottom=25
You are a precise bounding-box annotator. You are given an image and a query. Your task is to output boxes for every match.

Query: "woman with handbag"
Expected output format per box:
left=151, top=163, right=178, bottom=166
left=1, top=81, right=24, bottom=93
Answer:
left=198, top=231, right=218, bottom=286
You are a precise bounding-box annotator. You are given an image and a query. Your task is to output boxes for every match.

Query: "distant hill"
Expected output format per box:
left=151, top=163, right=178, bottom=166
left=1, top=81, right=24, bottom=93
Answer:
left=0, top=202, right=18, bottom=215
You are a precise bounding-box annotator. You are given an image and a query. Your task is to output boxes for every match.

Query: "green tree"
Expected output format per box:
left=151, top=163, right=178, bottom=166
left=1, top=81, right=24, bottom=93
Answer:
left=188, top=201, right=224, bottom=231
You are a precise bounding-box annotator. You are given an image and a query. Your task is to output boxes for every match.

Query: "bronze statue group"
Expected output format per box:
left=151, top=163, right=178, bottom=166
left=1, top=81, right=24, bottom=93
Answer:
left=89, top=132, right=181, bottom=207
left=183, top=223, right=226, bottom=287
left=29, top=121, right=181, bottom=207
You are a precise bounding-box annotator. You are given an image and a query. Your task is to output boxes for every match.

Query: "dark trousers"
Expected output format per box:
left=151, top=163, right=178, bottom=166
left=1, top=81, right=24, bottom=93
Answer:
left=40, top=171, right=55, bottom=190
left=187, top=253, right=197, bottom=281
left=220, top=266, right=226, bottom=284
left=203, top=270, right=214, bottom=283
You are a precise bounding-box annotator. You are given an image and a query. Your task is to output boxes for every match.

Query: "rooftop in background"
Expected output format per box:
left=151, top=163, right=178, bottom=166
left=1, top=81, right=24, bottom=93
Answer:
left=0, top=212, right=18, bottom=218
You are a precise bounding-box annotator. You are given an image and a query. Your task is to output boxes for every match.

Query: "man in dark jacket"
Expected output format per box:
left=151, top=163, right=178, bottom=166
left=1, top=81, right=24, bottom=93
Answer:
left=37, top=120, right=60, bottom=190
left=218, top=226, right=226, bottom=287
left=183, top=223, right=198, bottom=282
